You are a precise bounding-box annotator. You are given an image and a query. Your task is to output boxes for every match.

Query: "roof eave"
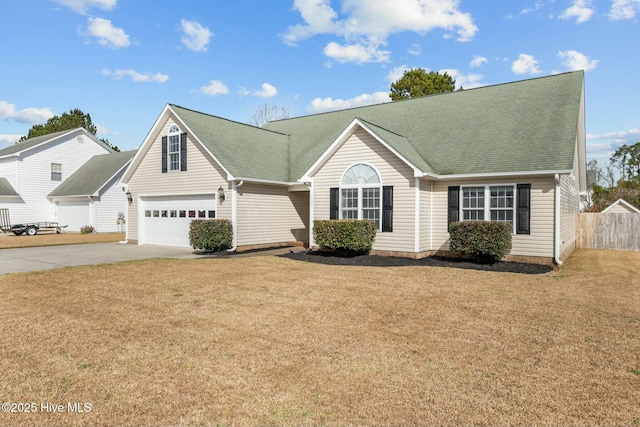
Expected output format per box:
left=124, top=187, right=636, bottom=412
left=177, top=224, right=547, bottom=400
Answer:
left=423, top=169, right=574, bottom=180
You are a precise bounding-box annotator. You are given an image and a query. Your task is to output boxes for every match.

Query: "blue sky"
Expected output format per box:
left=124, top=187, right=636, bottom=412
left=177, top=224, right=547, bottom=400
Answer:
left=1, top=0, right=639, bottom=168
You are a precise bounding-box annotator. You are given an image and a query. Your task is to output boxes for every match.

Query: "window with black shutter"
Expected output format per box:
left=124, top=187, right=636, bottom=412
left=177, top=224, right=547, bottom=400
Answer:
left=516, top=184, right=531, bottom=234
left=330, top=188, right=339, bottom=220
left=161, top=136, right=168, bottom=173
left=382, top=185, right=393, bottom=232
left=448, top=186, right=460, bottom=224
left=180, top=133, right=187, bottom=171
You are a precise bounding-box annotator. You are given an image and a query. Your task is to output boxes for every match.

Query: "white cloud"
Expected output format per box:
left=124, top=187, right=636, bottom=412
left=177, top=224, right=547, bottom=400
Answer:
left=558, top=50, right=599, bottom=71
left=521, top=1, right=544, bottom=15
left=408, top=43, right=421, bottom=56
left=609, top=0, right=640, bottom=19
left=307, top=92, right=391, bottom=114
left=386, top=65, right=410, bottom=83
left=180, top=19, right=213, bottom=52
left=283, top=0, right=477, bottom=64
left=323, top=41, right=390, bottom=64
left=102, top=69, right=169, bottom=83
left=254, top=83, right=278, bottom=98
left=54, top=0, right=116, bottom=14
left=84, top=17, right=130, bottom=49
left=240, top=83, right=279, bottom=98
left=0, top=134, right=23, bottom=146
left=470, top=55, right=488, bottom=68
left=440, top=68, right=484, bottom=89
left=199, top=80, right=230, bottom=96
left=559, top=0, right=595, bottom=23
left=0, top=101, right=54, bottom=124
left=587, top=127, right=640, bottom=163
left=512, top=54, right=542, bottom=75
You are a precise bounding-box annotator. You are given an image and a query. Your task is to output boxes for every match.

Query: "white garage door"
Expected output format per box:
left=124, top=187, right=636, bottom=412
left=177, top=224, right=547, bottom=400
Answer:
left=140, top=194, right=216, bottom=247
left=57, top=201, right=90, bottom=232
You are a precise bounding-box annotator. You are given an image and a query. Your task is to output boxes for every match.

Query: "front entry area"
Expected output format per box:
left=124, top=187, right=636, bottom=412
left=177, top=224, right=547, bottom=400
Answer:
left=139, top=194, right=216, bottom=247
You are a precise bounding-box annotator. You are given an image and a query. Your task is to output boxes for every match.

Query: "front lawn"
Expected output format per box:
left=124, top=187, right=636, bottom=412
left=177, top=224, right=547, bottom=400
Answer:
left=0, top=232, right=124, bottom=249
left=0, top=249, right=638, bottom=426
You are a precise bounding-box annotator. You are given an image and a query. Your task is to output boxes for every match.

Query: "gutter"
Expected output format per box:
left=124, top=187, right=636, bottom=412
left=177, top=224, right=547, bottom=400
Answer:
left=554, top=174, right=563, bottom=266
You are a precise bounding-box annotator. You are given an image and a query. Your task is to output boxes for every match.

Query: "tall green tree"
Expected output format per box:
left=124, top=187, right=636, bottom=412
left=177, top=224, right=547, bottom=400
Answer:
left=19, top=108, right=119, bottom=151
left=389, top=69, right=456, bottom=101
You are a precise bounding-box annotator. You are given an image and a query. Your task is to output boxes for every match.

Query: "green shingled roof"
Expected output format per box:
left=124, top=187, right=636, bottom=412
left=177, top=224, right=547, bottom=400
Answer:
left=170, top=105, right=291, bottom=182
left=169, top=71, right=583, bottom=182
left=48, top=150, right=136, bottom=197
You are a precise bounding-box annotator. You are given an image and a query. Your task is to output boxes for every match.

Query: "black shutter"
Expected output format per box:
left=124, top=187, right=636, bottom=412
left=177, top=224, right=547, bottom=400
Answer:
left=382, top=185, right=393, bottom=232
left=180, top=133, right=187, bottom=171
left=161, top=136, right=168, bottom=173
left=330, top=188, right=339, bottom=220
left=448, top=186, right=460, bottom=224
left=516, top=184, right=531, bottom=234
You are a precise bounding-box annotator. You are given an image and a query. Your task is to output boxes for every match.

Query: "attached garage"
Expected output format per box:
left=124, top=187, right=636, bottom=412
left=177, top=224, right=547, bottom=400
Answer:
left=139, top=194, right=216, bottom=247
left=56, top=201, right=90, bottom=232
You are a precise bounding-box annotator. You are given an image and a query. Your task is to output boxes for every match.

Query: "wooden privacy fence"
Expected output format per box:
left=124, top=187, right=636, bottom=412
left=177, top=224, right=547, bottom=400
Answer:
left=577, top=213, right=640, bottom=251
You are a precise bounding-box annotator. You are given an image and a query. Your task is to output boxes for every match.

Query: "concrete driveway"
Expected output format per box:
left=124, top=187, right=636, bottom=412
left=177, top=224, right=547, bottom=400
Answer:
left=0, top=243, right=198, bottom=274
left=0, top=243, right=298, bottom=274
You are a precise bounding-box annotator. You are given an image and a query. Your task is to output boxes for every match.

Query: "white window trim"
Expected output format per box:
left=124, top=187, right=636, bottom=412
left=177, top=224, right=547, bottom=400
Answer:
left=460, top=183, right=517, bottom=234
left=167, top=124, right=181, bottom=172
left=51, top=163, right=62, bottom=181
left=339, top=163, right=383, bottom=231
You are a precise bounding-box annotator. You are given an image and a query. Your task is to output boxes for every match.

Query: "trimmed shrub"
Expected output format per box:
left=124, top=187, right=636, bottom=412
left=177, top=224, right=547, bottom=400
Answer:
left=313, top=219, right=378, bottom=255
left=189, top=219, right=233, bottom=252
left=448, top=221, right=513, bottom=263
left=80, top=225, right=94, bottom=234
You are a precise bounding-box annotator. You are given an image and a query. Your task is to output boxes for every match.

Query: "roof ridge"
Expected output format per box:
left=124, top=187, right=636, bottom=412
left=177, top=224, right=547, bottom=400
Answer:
left=169, top=104, right=291, bottom=137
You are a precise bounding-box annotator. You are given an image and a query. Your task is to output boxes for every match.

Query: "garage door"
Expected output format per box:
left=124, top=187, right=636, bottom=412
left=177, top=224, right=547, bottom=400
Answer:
left=140, top=194, right=216, bottom=247
left=57, top=201, right=90, bottom=232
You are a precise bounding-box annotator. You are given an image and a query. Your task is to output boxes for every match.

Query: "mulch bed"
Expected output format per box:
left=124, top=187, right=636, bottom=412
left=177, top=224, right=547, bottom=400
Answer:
left=280, top=250, right=554, bottom=274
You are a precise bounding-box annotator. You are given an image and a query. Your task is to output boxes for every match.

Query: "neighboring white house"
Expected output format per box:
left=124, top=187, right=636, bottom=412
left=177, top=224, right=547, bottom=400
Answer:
left=0, top=128, right=131, bottom=232
left=48, top=150, right=136, bottom=232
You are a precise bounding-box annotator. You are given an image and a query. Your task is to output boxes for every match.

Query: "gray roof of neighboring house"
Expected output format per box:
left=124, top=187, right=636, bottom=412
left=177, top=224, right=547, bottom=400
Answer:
left=0, top=178, right=19, bottom=197
left=0, top=128, right=106, bottom=157
left=48, top=150, right=136, bottom=198
left=168, top=71, right=584, bottom=182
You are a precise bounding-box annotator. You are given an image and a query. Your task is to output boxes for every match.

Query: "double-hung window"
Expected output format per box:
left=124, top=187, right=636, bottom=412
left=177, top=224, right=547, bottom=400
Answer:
left=449, top=184, right=530, bottom=234
left=462, top=185, right=515, bottom=229
left=51, top=163, right=62, bottom=181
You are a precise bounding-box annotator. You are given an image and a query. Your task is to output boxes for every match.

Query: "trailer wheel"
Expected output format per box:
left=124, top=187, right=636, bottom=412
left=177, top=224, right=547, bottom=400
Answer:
left=12, top=230, right=23, bottom=236
left=25, top=226, right=38, bottom=236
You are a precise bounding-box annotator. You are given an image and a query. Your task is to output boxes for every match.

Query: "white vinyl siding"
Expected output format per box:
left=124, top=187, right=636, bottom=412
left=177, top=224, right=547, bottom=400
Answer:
left=94, top=173, right=128, bottom=232
left=432, top=176, right=556, bottom=258
left=126, top=116, right=232, bottom=242
left=312, top=128, right=416, bottom=253
left=236, top=182, right=309, bottom=247
left=0, top=130, right=111, bottom=225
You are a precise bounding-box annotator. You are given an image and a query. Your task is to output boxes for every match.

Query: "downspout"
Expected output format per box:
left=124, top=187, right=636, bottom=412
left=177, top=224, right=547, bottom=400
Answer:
left=307, top=181, right=314, bottom=250
left=554, top=174, right=563, bottom=266
left=414, top=177, right=420, bottom=253
left=430, top=180, right=433, bottom=251
left=227, top=180, right=243, bottom=252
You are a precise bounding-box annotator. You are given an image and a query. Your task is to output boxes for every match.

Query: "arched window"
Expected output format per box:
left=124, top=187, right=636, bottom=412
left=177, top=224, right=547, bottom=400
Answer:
left=168, top=125, right=181, bottom=171
left=340, top=163, right=382, bottom=229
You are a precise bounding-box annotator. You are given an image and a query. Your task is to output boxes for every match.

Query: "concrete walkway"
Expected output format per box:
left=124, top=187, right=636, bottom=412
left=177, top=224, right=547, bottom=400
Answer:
left=0, top=243, right=298, bottom=274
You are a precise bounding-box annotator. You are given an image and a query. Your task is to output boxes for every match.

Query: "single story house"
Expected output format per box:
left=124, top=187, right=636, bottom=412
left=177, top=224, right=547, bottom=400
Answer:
left=120, top=71, right=587, bottom=265
left=0, top=128, right=131, bottom=232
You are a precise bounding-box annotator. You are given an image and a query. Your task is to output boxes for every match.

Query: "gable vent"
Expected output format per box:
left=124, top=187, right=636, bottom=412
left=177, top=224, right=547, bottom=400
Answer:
left=77, top=135, right=84, bottom=144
